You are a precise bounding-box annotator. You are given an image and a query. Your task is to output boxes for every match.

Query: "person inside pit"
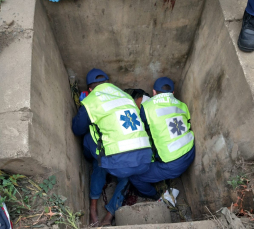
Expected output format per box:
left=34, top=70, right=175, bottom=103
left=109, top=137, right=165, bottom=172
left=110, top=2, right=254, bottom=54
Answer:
left=78, top=87, right=151, bottom=227
left=72, top=68, right=153, bottom=226
left=238, top=0, right=254, bottom=52
left=129, top=77, right=195, bottom=199
left=124, top=88, right=150, bottom=109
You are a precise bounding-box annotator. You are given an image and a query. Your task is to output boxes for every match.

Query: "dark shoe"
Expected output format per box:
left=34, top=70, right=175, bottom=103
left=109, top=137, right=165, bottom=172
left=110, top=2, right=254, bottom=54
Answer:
left=150, top=192, right=161, bottom=200
left=238, top=10, right=254, bottom=52
left=137, top=191, right=161, bottom=200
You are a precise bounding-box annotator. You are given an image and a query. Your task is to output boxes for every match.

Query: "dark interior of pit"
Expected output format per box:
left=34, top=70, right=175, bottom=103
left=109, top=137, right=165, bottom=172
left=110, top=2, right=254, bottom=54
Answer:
left=94, top=174, right=193, bottom=225
left=41, top=0, right=206, bottom=225
left=1, top=0, right=254, bottom=228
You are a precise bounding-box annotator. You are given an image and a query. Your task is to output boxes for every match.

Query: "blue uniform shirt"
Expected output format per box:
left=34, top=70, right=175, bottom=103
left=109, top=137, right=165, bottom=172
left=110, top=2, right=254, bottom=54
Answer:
left=140, top=106, right=149, bottom=130
left=72, top=105, right=152, bottom=169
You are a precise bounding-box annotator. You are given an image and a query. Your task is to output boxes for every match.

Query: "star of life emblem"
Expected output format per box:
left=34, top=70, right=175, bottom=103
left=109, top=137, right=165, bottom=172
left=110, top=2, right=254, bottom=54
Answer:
left=115, top=109, right=143, bottom=135
left=166, top=116, right=187, bottom=139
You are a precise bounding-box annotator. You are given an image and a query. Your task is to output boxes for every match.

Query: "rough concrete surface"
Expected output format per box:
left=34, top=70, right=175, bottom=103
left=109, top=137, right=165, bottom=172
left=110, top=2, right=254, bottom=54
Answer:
left=0, top=0, right=89, bottom=223
left=227, top=20, right=254, bottom=102
left=31, top=0, right=89, bottom=220
left=180, top=0, right=254, bottom=218
left=115, top=202, right=171, bottom=226
left=220, top=207, right=245, bottom=229
left=1, top=0, right=254, bottom=226
left=102, top=220, right=218, bottom=229
left=42, top=0, right=205, bottom=94
left=219, top=0, right=247, bottom=21
left=0, top=0, right=35, bottom=170
left=0, top=0, right=35, bottom=160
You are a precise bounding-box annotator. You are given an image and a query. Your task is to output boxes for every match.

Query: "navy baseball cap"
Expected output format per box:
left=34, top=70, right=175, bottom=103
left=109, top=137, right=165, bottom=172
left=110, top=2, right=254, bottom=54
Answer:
left=153, top=77, right=174, bottom=93
left=86, top=68, right=109, bottom=85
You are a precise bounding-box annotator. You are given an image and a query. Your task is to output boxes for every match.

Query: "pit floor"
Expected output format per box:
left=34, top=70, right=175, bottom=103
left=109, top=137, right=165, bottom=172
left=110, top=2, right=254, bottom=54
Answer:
left=90, top=162, right=193, bottom=227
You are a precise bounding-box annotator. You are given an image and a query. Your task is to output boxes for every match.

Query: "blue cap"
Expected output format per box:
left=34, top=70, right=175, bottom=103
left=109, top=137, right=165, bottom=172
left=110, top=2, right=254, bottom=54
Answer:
left=153, top=77, right=174, bottom=93
left=86, top=68, right=109, bottom=85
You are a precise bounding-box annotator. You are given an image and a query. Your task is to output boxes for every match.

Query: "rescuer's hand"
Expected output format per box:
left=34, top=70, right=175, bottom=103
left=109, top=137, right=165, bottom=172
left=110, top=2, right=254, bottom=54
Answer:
left=79, top=91, right=89, bottom=102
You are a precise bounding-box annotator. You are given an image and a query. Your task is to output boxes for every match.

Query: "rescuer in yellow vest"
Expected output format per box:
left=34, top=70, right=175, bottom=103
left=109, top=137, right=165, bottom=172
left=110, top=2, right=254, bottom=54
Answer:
left=129, top=77, right=195, bottom=198
left=72, top=68, right=153, bottom=226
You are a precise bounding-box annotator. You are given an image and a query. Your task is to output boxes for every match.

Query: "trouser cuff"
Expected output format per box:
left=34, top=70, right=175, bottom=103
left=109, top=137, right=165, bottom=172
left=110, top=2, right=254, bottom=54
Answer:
left=105, top=204, right=115, bottom=216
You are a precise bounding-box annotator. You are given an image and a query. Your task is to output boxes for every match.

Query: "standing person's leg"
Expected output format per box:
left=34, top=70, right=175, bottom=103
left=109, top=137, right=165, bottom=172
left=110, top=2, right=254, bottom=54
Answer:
left=90, top=159, right=107, bottom=226
left=238, top=0, right=254, bottom=52
left=83, top=132, right=105, bottom=226
left=100, top=177, right=129, bottom=226
left=246, top=0, right=254, bottom=15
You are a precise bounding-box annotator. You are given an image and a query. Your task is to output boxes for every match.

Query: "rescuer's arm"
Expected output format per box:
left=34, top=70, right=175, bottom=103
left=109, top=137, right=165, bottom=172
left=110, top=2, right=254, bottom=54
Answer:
left=140, top=104, right=158, bottom=162
left=72, top=105, right=91, bottom=136
left=140, top=105, right=149, bottom=131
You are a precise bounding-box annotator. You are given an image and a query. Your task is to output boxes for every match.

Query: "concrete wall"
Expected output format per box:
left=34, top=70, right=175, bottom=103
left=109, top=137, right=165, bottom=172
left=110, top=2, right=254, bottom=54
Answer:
left=2, top=0, right=254, bottom=222
left=180, top=0, right=253, bottom=217
left=0, top=0, right=35, bottom=173
left=0, top=0, right=89, bottom=221
left=43, top=0, right=204, bottom=94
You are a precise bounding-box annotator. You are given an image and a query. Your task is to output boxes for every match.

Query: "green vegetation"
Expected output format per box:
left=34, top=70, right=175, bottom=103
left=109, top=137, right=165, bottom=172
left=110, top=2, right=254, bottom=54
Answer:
left=0, top=170, right=84, bottom=228
left=0, top=173, right=30, bottom=216
left=227, top=174, right=248, bottom=190
left=226, top=159, right=254, bottom=221
left=0, top=0, right=5, bottom=6
left=36, top=175, right=56, bottom=197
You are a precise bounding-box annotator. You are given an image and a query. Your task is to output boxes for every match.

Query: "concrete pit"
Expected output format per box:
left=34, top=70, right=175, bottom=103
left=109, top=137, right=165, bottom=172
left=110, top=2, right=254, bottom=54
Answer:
left=0, top=0, right=254, bottom=227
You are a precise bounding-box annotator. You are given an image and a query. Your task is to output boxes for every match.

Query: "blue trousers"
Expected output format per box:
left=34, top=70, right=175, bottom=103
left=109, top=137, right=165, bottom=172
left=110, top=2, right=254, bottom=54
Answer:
left=89, top=159, right=129, bottom=215
left=246, top=0, right=254, bottom=15
left=82, top=132, right=150, bottom=214
left=83, top=136, right=129, bottom=215
left=130, top=145, right=195, bottom=197
left=83, top=132, right=151, bottom=178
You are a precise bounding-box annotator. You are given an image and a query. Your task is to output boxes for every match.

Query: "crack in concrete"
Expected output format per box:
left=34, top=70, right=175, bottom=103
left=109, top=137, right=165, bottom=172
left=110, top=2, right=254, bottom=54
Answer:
left=0, top=22, right=34, bottom=53
left=226, top=18, right=242, bottom=23
left=0, top=107, right=32, bottom=115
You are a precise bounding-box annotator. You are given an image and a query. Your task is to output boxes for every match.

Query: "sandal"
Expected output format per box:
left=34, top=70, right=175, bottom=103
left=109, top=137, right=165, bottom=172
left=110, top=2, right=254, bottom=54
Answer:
left=89, top=220, right=99, bottom=227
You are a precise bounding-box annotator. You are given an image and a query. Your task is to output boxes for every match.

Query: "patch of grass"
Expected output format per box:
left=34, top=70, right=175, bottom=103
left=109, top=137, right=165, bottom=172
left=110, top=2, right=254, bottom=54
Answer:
left=56, top=207, right=83, bottom=229
left=227, top=174, right=248, bottom=190
left=226, top=158, right=254, bottom=219
left=35, top=175, right=56, bottom=198
left=0, top=172, right=31, bottom=217
left=0, top=170, right=84, bottom=228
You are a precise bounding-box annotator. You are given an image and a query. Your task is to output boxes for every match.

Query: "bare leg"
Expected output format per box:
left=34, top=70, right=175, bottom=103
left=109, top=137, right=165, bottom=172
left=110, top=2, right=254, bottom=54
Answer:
left=100, top=211, right=113, bottom=226
left=90, top=199, right=99, bottom=227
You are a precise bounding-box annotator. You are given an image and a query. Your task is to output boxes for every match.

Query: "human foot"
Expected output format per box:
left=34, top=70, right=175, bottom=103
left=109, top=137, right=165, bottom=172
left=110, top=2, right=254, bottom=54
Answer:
left=99, top=212, right=113, bottom=226
left=90, top=208, right=98, bottom=226
left=90, top=199, right=99, bottom=227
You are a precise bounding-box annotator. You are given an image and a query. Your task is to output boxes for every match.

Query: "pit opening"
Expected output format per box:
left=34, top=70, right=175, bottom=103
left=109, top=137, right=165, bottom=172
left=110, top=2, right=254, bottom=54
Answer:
left=1, top=0, right=254, bottom=228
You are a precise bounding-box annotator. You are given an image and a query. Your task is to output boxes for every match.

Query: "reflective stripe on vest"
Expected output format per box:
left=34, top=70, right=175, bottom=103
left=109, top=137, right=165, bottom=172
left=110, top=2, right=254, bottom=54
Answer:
left=167, top=132, right=194, bottom=153
left=118, top=136, right=150, bottom=152
left=102, top=98, right=135, bottom=112
left=82, top=83, right=151, bottom=157
left=156, top=106, right=186, bottom=117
